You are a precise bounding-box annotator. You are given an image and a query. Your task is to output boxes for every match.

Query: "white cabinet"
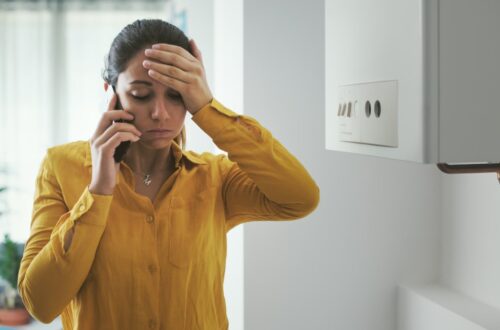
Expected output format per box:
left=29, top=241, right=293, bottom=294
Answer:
left=325, top=0, right=500, bottom=164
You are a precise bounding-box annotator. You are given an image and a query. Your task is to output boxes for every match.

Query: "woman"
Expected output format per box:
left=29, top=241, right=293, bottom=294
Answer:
left=18, top=19, right=319, bottom=329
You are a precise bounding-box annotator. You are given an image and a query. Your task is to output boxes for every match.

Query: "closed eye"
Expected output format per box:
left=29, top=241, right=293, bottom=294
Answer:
left=131, top=93, right=182, bottom=102
left=168, top=92, right=183, bottom=101
left=132, top=95, right=150, bottom=101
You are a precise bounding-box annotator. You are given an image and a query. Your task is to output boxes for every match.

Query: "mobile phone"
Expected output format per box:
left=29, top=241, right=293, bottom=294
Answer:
left=108, top=85, right=132, bottom=163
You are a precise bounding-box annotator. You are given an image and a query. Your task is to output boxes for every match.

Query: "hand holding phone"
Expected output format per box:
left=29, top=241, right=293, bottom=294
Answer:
left=88, top=85, right=142, bottom=195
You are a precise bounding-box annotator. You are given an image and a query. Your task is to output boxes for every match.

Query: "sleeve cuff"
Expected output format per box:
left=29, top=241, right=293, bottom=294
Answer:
left=191, top=98, right=240, bottom=137
left=69, top=185, right=113, bottom=227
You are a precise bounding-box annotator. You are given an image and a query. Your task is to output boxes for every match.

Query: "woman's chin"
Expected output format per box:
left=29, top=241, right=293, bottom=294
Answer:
left=133, top=138, right=173, bottom=149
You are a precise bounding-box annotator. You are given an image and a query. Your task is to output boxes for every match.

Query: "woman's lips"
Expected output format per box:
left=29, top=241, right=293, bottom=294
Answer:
left=146, top=129, right=172, bottom=138
left=147, top=129, right=171, bottom=132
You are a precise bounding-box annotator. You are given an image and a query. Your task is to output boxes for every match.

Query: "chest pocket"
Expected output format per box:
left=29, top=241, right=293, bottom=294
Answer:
left=168, top=186, right=218, bottom=268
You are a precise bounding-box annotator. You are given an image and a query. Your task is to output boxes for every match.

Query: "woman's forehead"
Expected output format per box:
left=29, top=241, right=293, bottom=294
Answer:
left=118, top=52, right=155, bottom=87
left=126, top=51, right=148, bottom=72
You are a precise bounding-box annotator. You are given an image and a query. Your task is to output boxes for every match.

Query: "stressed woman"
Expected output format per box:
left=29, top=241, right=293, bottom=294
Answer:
left=17, top=19, right=320, bottom=330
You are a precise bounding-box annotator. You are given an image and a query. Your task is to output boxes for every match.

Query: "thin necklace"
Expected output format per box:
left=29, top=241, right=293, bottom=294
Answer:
left=130, top=154, right=173, bottom=186
left=132, top=170, right=164, bottom=186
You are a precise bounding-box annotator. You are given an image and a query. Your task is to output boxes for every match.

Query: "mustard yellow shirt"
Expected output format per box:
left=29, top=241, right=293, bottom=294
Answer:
left=18, top=98, right=320, bottom=330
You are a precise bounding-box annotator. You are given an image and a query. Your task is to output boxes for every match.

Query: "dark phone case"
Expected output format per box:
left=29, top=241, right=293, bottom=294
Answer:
left=111, top=86, right=132, bottom=163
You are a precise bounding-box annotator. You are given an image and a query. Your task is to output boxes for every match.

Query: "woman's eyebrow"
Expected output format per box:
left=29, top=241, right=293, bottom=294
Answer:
left=129, top=80, right=153, bottom=86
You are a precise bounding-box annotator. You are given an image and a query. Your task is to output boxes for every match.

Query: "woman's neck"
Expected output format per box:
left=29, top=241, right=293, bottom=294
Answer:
left=123, top=142, right=173, bottom=175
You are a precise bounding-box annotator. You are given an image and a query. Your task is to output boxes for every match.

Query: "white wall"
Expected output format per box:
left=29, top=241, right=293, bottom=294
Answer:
left=441, top=173, right=500, bottom=310
left=242, top=1, right=442, bottom=329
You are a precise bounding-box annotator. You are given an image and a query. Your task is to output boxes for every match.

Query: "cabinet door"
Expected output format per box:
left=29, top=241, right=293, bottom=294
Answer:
left=438, top=0, right=500, bottom=163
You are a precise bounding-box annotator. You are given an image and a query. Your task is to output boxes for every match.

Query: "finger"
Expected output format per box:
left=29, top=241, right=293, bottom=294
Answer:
left=144, top=49, right=197, bottom=75
left=189, top=39, right=204, bottom=64
left=150, top=43, right=197, bottom=62
left=111, top=121, right=142, bottom=136
left=105, top=121, right=142, bottom=139
left=107, top=91, right=119, bottom=111
left=94, top=122, right=141, bottom=149
left=100, top=131, right=140, bottom=156
left=92, top=111, right=135, bottom=141
left=143, top=60, right=192, bottom=84
left=147, top=69, right=187, bottom=91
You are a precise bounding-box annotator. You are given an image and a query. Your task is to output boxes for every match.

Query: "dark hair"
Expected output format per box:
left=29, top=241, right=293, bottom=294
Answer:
left=102, top=19, right=191, bottom=149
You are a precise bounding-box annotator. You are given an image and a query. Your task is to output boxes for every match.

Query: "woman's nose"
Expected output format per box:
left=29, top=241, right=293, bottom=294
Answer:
left=151, top=98, right=171, bottom=120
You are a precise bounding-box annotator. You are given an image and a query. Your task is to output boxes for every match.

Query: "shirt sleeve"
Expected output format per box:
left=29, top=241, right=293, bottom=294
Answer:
left=17, top=149, right=113, bottom=323
left=191, top=98, right=320, bottom=232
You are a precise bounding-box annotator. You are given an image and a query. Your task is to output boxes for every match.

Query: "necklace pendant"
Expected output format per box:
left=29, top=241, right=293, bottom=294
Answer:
left=143, top=174, right=152, bottom=186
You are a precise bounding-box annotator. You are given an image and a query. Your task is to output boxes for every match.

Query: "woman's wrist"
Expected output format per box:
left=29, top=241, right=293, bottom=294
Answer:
left=88, top=184, right=113, bottom=196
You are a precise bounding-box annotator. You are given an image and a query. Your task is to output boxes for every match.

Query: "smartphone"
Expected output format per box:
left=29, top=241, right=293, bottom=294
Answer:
left=107, top=85, right=132, bottom=163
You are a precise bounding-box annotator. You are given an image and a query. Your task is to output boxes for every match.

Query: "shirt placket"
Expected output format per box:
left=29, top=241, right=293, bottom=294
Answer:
left=140, top=207, right=160, bottom=329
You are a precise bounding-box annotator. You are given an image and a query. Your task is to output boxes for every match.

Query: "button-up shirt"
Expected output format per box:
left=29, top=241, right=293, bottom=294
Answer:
left=18, top=98, right=320, bottom=329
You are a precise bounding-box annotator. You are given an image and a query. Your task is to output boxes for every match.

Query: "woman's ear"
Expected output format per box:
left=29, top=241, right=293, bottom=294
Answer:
left=104, top=81, right=109, bottom=92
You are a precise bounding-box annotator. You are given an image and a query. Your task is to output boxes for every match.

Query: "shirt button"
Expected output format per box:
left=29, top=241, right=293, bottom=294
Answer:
left=146, top=215, right=154, bottom=223
left=79, top=204, right=85, bottom=211
left=148, top=264, right=157, bottom=274
left=148, top=319, right=157, bottom=329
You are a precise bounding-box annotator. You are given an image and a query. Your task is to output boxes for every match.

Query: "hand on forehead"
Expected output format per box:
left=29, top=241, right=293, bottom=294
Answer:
left=117, top=43, right=192, bottom=90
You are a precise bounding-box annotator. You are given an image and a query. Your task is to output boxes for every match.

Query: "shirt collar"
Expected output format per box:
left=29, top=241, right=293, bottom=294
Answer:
left=84, top=139, right=207, bottom=167
left=171, top=139, right=208, bottom=166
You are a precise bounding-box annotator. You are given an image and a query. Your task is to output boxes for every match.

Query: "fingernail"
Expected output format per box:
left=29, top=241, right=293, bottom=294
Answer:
left=143, top=60, right=151, bottom=68
left=152, top=44, right=161, bottom=49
